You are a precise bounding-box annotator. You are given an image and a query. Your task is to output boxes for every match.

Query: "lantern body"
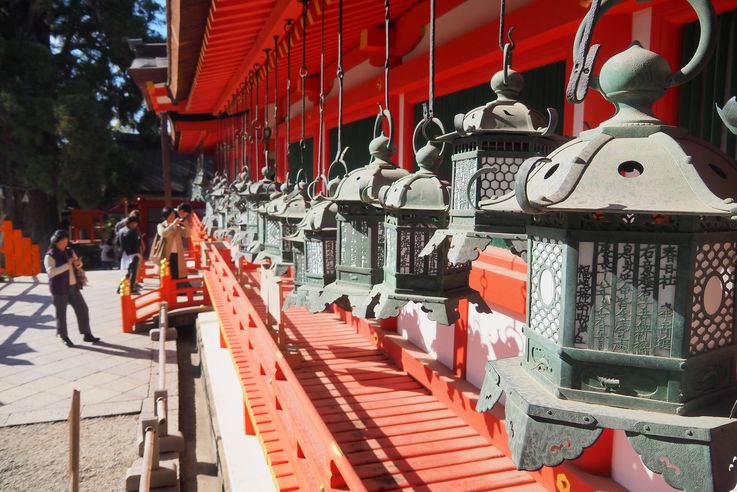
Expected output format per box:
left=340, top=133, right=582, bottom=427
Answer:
left=285, top=197, right=340, bottom=311
left=426, top=69, right=564, bottom=264
left=370, top=168, right=487, bottom=325
left=476, top=38, right=737, bottom=491
left=319, top=156, right=408, bottom=317
left=240, top=170, right=280, bottom=262
left=256, top=186, right=307, bottom=268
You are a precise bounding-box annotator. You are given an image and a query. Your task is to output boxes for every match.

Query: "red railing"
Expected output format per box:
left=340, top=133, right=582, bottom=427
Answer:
left=1, top=220, right=41, bottom=277
left=205, top=243, right=366, bottom=491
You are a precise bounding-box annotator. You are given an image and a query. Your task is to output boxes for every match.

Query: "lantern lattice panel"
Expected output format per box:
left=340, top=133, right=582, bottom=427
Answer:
left=451, top=158, right=476, bottom=210
left=452, top=157, right=524, bottom=210
left=690, top=241, right=736, bottom=355
left=266, top=218, right=280, bottom=247
left=324, top=239, right=336, bottom=276
left=574, top=242, right=678, bottom=357
left=529, top=237, right=563, bottom=343
left=339, top=219, right=369, bottom=268
left=398, top=226, right=438, bottom=275
left=306, top=239, right=324, bottom=275
left=282, top=224, right=297, bottom=253
left=376, top=222, right=385, bottom=268
left=294, top=249, right=306, bottom=284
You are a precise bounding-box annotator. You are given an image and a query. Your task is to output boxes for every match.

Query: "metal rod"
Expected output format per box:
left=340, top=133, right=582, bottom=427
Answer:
left=318, top=0, right=326, bottom=178
left=299, top=0, right=309, bottom=174
left=285, top=20, right=293, bottom=163
left=139, top=427, right=156, bottom=491
left=427, top=0, right=435, bottom=119
left=384, top=0, right=390, bottom=112
left=158, top=301, right=168, bottom=392
left=156, top=397, right=167, bottom=428
left=335, top=0, right=344, bottom=158
left=273, top=35, right=279, bottom=170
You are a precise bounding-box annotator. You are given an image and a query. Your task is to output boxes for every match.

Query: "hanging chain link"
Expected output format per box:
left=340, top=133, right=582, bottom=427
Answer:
left=273, top=35, right=279, bottom=169
left=317, top=0, right=326, bottom=178
left=299, top=0, right=309, bottom=174
left=284, top=19, right=294, bottom=160
left=335, top=0, right=344, bottom=157
left=423, top=0, right=436, bottom=121
left=384, top=0, right=390, bottom=112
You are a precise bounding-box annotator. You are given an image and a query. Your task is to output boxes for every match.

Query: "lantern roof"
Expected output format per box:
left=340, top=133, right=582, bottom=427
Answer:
left=332, top=135, right=408, bottom=206
left=301, top=196, right=338, bottom=232
left=266, top=183, right=308, bottom=220
left=438, top=69, right=559, bottom=141
left=517, top=43, right=737, bottom=219
left=381, top=169, right=450, bottom=212
left=246, top=166, right=280, bottom=197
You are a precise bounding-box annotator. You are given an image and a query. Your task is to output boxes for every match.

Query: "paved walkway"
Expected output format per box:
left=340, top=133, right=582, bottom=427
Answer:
left=0, top=270, right=155, bottom=427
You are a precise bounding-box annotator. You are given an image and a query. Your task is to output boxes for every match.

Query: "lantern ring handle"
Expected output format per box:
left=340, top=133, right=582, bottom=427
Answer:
left=307, top=174, right=328, bottom=201
left=572, top=0, right=715, bottom=92
left=514, top=157, right=550, bottom=215
left=293, top=168, right=305, bottom=186
left=327, top=147, right=350, bottom=181
left=373, top=106, right=394, bottom=143
left=466, top=164, right=501, bottom=211
left=412, top=117, right=446, bottom=156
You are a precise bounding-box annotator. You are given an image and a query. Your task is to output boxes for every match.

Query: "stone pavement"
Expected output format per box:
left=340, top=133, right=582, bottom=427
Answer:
left=0, top=270, right=157, bottom=427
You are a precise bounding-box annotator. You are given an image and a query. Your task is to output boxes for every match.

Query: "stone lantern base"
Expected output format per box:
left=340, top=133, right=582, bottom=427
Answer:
left=478, top=357, right=737, bottom=492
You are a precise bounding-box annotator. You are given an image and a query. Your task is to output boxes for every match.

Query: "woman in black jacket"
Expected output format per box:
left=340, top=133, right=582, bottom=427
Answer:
left=44, top=230, right=100, bottom=347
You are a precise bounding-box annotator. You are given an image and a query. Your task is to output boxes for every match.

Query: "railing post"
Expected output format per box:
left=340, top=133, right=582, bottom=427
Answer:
left=159, top=258, right=174, bottom=307
left=68, top=389, right=80, bottom=492
left=31, top=244, right=40, bottom=276
left=125, top=416, right=177, bottom=491
left=120, top=277, right=134, bottom=333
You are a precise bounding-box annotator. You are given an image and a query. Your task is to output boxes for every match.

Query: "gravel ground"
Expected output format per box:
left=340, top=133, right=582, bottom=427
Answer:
left=0, top=414, right=139, bottom=492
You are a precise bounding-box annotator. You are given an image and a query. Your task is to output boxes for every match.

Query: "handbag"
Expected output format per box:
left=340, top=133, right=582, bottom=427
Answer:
left=73, top=264, right=88, bottom=288
left=149, top=233, right=165, bottom=264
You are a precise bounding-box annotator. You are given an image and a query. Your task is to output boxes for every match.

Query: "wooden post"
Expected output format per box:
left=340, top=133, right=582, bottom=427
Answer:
left=30, top=244, right=40, bottom=276
left=12, top=230, right=23, bottom=276
left=160, top=113, right=172, bottom=208
left=68, top=389, right=80, bottom=492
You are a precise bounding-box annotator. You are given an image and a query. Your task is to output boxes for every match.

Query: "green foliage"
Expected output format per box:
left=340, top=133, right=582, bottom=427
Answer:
left=0, top=0, right=163, bottom=211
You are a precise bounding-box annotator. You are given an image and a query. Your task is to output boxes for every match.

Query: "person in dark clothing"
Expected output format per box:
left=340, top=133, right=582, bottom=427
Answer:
left=114, top=210, right=140, bottom=264
left=44, top=230, right=100, bottom=347
left=119, top=216, right=142, bottom=294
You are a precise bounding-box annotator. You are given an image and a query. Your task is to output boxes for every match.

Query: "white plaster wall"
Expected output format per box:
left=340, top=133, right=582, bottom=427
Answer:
left=611, top=430, right=676, bottom=492
left=465, top=303, right=525, bottom=389
left=397, top=301, right=455, bottom=370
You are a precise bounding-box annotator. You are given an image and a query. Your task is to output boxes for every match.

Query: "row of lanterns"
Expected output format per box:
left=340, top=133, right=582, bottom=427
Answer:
left=197, top=0, right=737, bottom=489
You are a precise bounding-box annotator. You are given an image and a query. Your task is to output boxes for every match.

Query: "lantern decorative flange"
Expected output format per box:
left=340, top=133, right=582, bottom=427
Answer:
left=478, top=358, right=737, bottom=492
left=318, top=112, right=409, bottom=318
left=367, top=119, right=490, bottom=325
left=477, top=1, right=737, bottom=490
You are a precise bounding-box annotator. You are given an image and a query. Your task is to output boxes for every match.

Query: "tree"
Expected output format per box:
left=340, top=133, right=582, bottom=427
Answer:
left=0, top=0, right=162, bottom=246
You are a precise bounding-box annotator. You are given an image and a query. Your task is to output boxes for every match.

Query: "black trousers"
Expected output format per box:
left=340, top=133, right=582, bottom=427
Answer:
left=53, top=285, right=91, bottom=338
left=127, top=254, right=140, bottom=287
left=169, top=253, right=181, bottom=280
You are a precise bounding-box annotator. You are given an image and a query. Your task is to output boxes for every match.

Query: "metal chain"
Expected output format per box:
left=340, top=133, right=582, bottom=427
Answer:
left=285, top=19, right=293, bottom=160
left=254, top=64, right=261, bottom=177
left=335, top=0, right=344, bottom=157
left=299, top=0, right=308, bottom=174
left=273, top=35, right=279, bottom=169
left=384, top=0, right=390, bottom=111
left=426, top=0, right=435, bottom=120
left=317, top=0, right=325, bottom=178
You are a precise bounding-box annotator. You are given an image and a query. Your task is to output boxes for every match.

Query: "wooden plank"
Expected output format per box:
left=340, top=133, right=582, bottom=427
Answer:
left=68, top=389, right=80, bottom=492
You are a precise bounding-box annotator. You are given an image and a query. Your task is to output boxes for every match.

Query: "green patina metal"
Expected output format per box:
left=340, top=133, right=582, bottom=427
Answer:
left=240, top=164, right=281, bottom=263
left=317, top=113, right=408, bottom=318
left=367, top=119, right=489, bottom=325
left=476, top=1, right=737, bottom=490
left=423, top=68, right=565, bottom=264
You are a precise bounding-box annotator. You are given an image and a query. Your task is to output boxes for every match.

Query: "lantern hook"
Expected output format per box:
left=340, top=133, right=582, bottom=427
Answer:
left=412, top=117, right=447, bottom=169
left=466, top=164, right=501, bottom=210
left=307, top=174, right=329, bottom=201
left=568, top=0, right=716, bottom=104
left=327, top=147, right=350, bottom=181
left=373, top=106, right=394, bottom=143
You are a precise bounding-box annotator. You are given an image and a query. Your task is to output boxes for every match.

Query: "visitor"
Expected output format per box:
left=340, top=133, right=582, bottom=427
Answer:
left=119, top=215, right=142, bottom=294
left=177, top=202, right=193, bottom=251
left=114, top=210, right=140, bottom=264
left=44, top=230, right=100, bottom=347
left=157, top=207, right=188, bottom=280
left=99, top=236, right=115, bottom=269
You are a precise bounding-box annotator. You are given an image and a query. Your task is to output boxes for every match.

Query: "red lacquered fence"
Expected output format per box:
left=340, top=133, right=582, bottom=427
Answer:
left=0, top=220, right=41, bottom=278
left=120, top=213, right=210, bottom=332
left=205, top=243, right=367, bottom=491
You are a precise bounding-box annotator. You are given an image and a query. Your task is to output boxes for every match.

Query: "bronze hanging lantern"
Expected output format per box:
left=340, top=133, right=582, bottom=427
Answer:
left=241, top=163, right=280, bottom=262
left=422, top=0, right=563, bottom=264
left=477, top=2, right=737, bottom=491
left=318, top=0, right=408, bottom=317
left=368, top=119, right=489, bottom=324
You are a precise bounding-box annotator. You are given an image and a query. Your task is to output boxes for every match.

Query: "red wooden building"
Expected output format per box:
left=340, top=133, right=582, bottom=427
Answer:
left=130, top=1, right=737, bottom=490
